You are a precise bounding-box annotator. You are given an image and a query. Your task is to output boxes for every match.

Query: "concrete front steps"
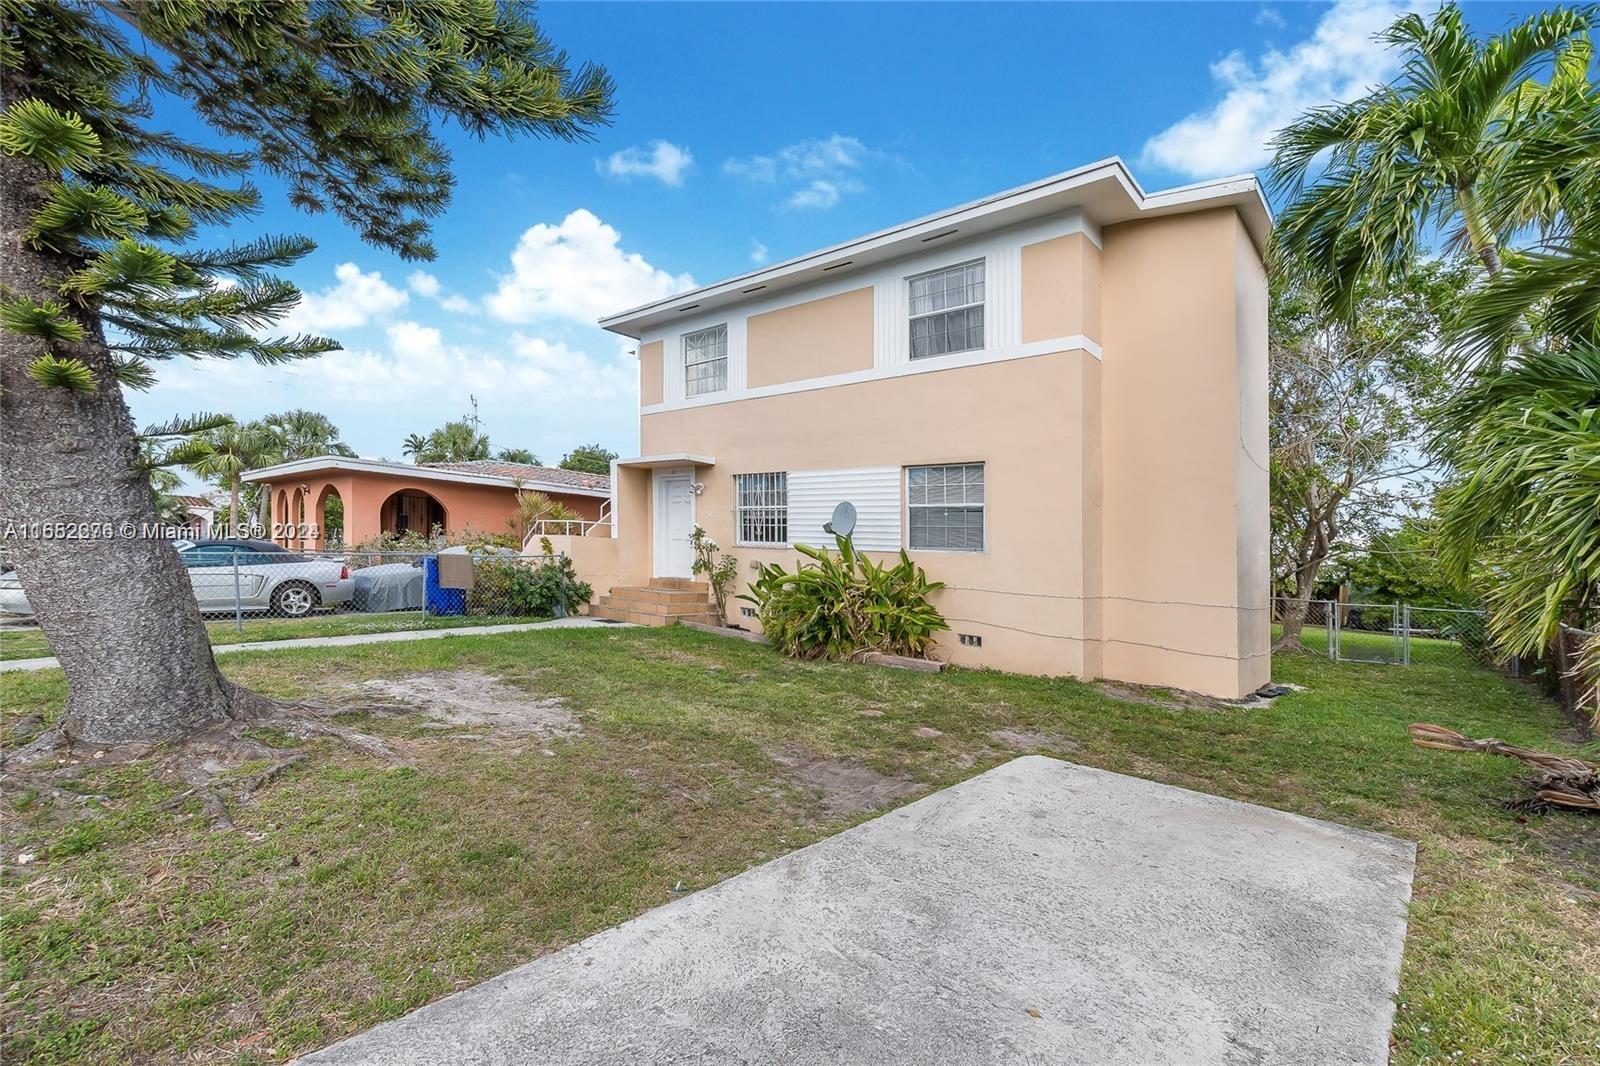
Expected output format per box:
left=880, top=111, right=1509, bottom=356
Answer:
left=590, top=577, right=718, bottom=627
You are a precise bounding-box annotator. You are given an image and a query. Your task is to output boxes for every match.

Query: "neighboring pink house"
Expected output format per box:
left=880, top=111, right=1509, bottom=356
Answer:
left=174, top=495, right=218, bottom=538
left=550, top=159, right=1271, bottom=699
left=243, top=457, right=609, bottom=549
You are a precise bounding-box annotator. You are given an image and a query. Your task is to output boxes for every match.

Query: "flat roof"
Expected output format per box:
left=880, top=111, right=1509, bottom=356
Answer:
left=599, top=157, right=1272, bottom=339
left=242, top=456, right=612, bottom=498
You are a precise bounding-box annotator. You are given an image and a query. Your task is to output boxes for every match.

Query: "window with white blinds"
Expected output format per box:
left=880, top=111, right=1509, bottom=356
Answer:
left=735, top=472, right=788, bottom=544
left=907, top=463, right=985, bottom=552
left=908, top=260, right=984, bottom=360
left=684, top=325, right=728, bottom=396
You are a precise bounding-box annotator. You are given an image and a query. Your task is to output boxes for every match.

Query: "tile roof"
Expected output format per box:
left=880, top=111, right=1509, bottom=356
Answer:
left=422, top=460, right=610, bottom=492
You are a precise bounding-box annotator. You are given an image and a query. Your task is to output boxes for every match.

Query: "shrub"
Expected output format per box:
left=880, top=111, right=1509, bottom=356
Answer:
left=742, top=535, right=948, bottom=660
left=469, top=555, right=593, bottom=618
left=689, top=526, right=738, bottom=626
left=344, top=524, right=517, bottom=568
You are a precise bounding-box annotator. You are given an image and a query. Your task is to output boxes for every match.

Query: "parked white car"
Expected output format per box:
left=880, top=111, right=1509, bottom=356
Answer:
left=0, top=566, right=29, bottom=617
left=0, top=540, right=355, bottom=619
left=175, top=539, right=354, bottom=616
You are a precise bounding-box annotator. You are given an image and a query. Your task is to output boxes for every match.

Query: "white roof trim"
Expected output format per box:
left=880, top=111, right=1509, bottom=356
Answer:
left=615, top=453, right=717, bottom=469
left=598, top=157, right=1272, bottom=338
left=241, top=455, right=611, bottom=498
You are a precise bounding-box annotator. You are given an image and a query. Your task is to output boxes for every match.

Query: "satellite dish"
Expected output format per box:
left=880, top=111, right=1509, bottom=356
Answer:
left=823, top=501, right=857, bottom=538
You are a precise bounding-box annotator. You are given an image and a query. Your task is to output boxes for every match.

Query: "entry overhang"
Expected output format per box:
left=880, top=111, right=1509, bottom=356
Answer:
left=615, top=453, right=716, bottom=470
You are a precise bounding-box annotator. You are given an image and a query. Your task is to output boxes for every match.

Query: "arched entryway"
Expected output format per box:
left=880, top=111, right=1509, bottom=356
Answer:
left=379, top=488, right=446, bottom=538
left=316, top=485, right=345, bottom=548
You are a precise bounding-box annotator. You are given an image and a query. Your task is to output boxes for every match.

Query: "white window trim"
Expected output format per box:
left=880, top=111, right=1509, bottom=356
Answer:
left=683, top=324, right=729, bottom=398
left=906, top=258, right=986, bottom=361
left=734, top=471, right=789, bottom=547
left=905, top=462, right=987, bottom=554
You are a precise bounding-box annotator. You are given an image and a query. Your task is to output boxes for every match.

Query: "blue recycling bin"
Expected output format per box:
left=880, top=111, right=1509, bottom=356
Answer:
left=422, top=555, right=467, bottom=616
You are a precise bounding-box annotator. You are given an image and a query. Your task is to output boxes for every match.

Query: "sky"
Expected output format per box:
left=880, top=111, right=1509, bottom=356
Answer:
left=129, top=0, right=1550, bottom=488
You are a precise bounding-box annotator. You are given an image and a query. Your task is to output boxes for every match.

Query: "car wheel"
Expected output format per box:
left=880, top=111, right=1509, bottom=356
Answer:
left=271, top=581, right=319, bottom=618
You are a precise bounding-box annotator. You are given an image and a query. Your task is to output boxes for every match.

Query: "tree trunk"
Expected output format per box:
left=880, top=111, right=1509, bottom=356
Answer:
left=1276, top=593, right=1313, bottom=651
left=0, top=150, right=238, bottom=744
left=1457, top=185, right=1504, bottom=277
left=229, top=474, right=241, bottom=538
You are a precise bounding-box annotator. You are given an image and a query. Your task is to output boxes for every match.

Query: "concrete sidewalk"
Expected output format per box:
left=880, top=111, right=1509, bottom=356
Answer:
left=302, top=756, right=1416, bottom=1066
left=0, top=616, right=626, bottom=673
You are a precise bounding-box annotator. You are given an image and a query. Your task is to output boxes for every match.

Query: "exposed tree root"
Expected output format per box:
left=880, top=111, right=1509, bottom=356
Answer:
left=1409, top=723, right=1600, bottom=811
left=2, top=690, right=414, bottom=830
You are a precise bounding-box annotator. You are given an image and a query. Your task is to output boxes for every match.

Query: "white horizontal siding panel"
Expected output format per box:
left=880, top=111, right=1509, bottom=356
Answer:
left=788, top=466, right=901, bottom=552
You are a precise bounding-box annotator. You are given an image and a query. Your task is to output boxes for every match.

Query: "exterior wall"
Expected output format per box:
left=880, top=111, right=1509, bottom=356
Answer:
left=639, top=340, right=664, bottom=406
left=534, top=533, right=624, bottom=604
left=746, top=287, right=874, bottom=387
left=606, top=203, right=1269, bottom=698
left=638, top=211, right=1101, bottom=413
left=1098, top=208, right=1270, bottom=696
left=260, top=472, right=603, bottom=548
left=636, top=351, right=1099, bottom=676
left=1020, top=232, right=1098, bottom=344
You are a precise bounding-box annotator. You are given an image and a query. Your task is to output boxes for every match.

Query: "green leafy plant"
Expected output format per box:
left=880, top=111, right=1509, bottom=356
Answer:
left=741, top=535, right=949, bottom=660
left=469, top=555, right=592, bottom=618
left=689, top=526, right=739, bottom=626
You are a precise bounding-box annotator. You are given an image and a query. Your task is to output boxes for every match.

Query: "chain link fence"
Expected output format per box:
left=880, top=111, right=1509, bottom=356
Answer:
left=1552, top=624, right=1600, bottom=732
left=1272, top=597, right=1492, bottom=669
left=0, top=544, right=593, bottom=662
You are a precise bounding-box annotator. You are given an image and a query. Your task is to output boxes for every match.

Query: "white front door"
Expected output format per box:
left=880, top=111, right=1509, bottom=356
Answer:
left=654, top=472, right=695, bottom=578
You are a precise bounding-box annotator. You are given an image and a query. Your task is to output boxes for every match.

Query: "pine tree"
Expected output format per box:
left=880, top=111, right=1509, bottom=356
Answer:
left=0, top=1, right=613, bottom=743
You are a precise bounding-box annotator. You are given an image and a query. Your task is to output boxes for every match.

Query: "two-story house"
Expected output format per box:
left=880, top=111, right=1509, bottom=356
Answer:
left=558, top=158, right=1271, bottom=699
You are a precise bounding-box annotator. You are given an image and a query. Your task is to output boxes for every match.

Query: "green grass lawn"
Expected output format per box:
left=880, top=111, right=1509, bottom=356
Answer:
left=2, top=628, right=1596, bottom=1064
left=0, top=612, right=546, bottom=661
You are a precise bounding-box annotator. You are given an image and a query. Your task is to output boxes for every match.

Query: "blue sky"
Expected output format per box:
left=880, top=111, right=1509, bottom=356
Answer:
left=132, top=1, right=1546, bottom=485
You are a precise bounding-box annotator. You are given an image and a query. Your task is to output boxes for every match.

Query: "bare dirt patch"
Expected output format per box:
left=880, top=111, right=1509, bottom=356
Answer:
left=765, top=748, right=921, bottom=816
left=349, top=671, right=580, bottom=741
left=988, top=729, right=1079, bottom=753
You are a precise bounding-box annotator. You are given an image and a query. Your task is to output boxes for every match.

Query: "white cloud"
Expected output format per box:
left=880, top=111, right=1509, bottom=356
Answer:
left=281, top=263, right=408, bottom=334
left=785, top=180, right=844, bottom=211
left=386, top=321, right=444, bottom=361
left=724, top=134, right=882, bottom=210
left=439, top=293, right=477, bottom=315
left=138, top=320, right=642, bottom=465
left=407, top=270, right=441, bottom=297
left=749, top=239, right=769, bottom=265
left=598, top=140, right=694, bottom=186
left=1140, top=1, right=1413, bottom=178
left=1256, top=6, right=1286, bottom=29
left=485, top=209, right=694, bottom=324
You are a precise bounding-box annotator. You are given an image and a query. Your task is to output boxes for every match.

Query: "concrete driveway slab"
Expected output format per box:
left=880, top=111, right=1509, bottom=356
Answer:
left=302, top=755, right=1416, bottom=1066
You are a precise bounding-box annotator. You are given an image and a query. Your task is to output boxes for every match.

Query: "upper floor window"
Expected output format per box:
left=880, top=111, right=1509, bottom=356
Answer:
left=735, top=472, right=788, bottom=545
left=907, top=463, right=985, bottom=552
left=684, top=325, right=728, bottom=397
left=908, top=260, right=984, bottom=360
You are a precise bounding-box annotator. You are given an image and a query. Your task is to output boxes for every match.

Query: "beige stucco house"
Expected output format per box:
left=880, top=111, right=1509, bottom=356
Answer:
left=552, top=158, right=1271, bottom=699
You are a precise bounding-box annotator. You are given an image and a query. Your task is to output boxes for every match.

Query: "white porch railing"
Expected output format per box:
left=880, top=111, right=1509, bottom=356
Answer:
left=522, top=500, right=613, bottom=548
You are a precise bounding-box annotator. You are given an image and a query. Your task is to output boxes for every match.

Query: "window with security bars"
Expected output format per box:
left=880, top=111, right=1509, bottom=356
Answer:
left=907, top=463, right=985, bottom=551
left=908, top=260, right=984, bottom=360
left=684, top=325, right=728, bottom=396
left=735, top=472, right=788, bottom=544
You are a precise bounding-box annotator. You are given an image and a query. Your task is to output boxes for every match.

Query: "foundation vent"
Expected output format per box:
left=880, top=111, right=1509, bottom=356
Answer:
left=958, top=633, right=982, bottom=648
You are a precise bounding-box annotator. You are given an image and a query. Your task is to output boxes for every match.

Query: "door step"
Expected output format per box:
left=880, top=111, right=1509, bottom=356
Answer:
left=589, top=579, right=716, bottom=628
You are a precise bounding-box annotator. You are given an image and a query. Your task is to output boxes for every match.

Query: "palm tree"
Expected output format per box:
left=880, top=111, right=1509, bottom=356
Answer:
left=1268, top=5, right=1593, bottom=315
left=405, top=419, right=491, bottom=464
left=1433, top=347, right=1600, bottom=656
left=187, top=423, right=282, bottom=538
left=509, top=485, right=580, bottom=544
left=261, top=409, right=356, bottom=461
left=135, top=413, right=234, bottom=528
